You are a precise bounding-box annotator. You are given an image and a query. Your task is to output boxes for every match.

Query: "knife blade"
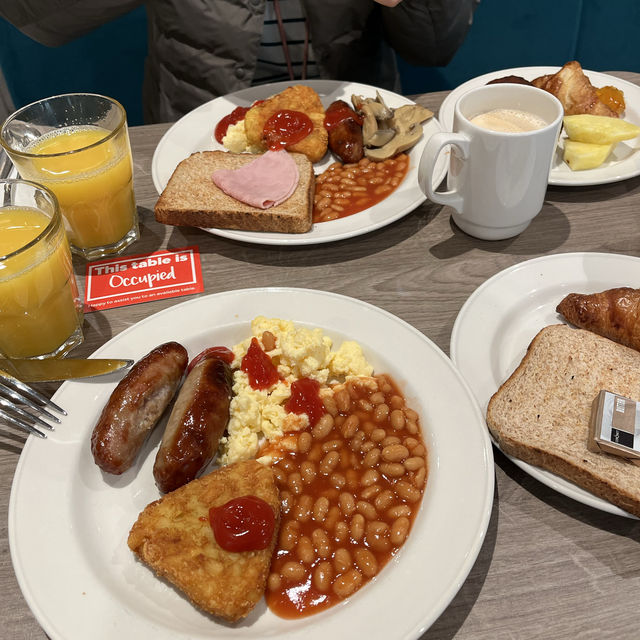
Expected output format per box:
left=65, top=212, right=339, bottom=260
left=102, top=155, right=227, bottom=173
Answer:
left=0, top=358, right=133, bottom=382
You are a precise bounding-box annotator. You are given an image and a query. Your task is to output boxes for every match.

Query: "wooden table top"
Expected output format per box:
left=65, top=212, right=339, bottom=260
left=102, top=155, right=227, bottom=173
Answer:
left=3, top=72, right=640, bottom=640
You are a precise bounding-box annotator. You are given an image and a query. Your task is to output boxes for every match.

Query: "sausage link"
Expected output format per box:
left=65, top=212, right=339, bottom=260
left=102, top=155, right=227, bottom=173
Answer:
left=326, top=100, right=364, bottom=164
left=91, top=342, right=188, bottom=474
left=153, top=355, right=233, bottom=493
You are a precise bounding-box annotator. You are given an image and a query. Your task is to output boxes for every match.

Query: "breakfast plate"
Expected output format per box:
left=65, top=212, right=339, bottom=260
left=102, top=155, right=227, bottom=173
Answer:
left=151, top=80, right=447, bottom=246
left=10, top=288, right=493, bottom=640
left=450, top=252, right=640, bottom=519
left=439, top=67, right=640, bottom=186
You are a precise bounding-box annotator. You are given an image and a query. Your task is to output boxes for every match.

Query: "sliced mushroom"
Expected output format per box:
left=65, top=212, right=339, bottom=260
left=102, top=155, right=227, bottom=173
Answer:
left=392, top=104, right=434, bottom=129
left=364, top=125, right=423, bottom=160
left=367, top=127, right=396, bottom=147
left=351, top=94, right=364, bottom=110
left=353, top=95, right=395, bottom=147
left=352, top=94, right=435, bottom=160
left=352, top=94, right=394, bottom=120
left=364, top=104, right=433, bottom=161
left=374, top=91, right=393, bottom=115
left=360, top=104, right=379, bottom=146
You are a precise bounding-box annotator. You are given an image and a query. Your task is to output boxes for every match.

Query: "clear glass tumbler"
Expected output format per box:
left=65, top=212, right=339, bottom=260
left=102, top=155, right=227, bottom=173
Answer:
left=1, top=93, right=139, bottom=261
left=0, top=179, right=84, bottom=358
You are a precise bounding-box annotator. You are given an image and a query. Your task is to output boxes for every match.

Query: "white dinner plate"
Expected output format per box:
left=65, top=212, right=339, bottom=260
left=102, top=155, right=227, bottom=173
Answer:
left=10, top=288, right=493, bottom=640
left=450, top=252, right=640, bottom=518
left=151, top=80, right=446, bottom=245
left=438, top=67, right=640, bottom=186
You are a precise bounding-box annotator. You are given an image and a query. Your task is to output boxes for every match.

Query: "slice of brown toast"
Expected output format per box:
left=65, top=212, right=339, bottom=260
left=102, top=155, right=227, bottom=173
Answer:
left=128, top=460, right=280, bottom=622
left=487, top=324, right=640, bottom=517
left=155, top=150, right=314, bottom=233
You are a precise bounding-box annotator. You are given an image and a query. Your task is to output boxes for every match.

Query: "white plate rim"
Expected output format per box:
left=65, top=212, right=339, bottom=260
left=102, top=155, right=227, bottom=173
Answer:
left=450, top=251, right=640, bottom=518
left=438, top=67, right=640, bottom=186
left=151, top=80, right=446, bottom=246
left=10, top=287, right=494, bottom=640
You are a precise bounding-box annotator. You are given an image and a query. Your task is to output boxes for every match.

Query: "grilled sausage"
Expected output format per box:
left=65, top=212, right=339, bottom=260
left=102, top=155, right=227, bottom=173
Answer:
left=91, top=341, right=188, bottom=475
left=153, top=355, right=233, bottom=493
left=326, top=100, right=364, bottom=163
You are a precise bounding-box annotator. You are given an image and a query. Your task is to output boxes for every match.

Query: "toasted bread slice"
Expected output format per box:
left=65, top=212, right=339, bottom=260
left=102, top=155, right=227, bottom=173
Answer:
left=487, top=324, right=640, bottom=517
left=128, top=460, right=280, bottom=622
left=155, top=150, right=314, bottom=233
left=243, top=84, right=328, bottom=163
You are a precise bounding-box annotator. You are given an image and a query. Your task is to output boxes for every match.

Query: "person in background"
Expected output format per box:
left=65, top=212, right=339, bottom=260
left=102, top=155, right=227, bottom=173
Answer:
left=0, top=0, right=477, bottom=123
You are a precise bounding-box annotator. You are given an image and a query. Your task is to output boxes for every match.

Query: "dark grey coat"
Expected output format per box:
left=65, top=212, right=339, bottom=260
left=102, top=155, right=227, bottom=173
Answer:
left=2, top=0, right=476, bottom=122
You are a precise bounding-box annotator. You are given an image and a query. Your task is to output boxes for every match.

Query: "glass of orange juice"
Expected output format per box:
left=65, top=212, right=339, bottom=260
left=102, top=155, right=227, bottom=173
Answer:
left=0, top=93, right=138, bottom=261
left=0, top=179, right=83, bottom=359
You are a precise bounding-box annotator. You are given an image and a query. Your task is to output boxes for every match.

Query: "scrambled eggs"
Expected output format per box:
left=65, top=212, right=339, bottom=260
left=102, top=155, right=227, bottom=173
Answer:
left=217, top=317, right=373, bottom=465
left=222, top=121, right=262, bottom=154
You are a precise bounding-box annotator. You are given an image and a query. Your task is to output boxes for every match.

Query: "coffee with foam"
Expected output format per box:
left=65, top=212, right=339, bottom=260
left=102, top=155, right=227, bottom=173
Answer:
left=470, top=108, right=547, bottom=133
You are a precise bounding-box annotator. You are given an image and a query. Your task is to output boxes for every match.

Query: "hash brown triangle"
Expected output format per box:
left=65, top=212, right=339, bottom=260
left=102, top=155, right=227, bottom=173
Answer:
left=128, top=460, right=280, bottom=622
left=243, top=84, right=328, bottom=163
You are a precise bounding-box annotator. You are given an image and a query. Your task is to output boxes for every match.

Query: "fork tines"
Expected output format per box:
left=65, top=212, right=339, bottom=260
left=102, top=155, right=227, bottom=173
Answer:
left=0, top=372, right=66, bottom=439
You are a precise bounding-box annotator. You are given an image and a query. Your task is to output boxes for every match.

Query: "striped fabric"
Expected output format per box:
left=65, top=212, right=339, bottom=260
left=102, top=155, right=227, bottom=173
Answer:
left=252, top=0, right=319, bottom=85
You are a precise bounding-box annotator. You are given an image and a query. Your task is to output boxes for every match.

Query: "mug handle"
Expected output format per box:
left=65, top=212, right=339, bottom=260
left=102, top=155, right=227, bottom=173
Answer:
left=418, top=132, right=470, bottom=213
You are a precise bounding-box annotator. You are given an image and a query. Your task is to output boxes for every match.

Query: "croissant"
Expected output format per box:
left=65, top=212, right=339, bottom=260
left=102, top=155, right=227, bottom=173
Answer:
left=556, top=287, right=640, bottom=351
left=532, top=61, right=619, bottom=118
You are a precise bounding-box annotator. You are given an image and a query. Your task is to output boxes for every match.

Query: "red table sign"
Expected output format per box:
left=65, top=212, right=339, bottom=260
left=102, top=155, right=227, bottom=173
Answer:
left=84, top=246, right=204, bottom=312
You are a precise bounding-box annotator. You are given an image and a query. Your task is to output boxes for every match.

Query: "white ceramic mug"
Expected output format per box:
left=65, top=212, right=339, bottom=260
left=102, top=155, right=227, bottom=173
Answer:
left=419, top=84, right=563, bottom=240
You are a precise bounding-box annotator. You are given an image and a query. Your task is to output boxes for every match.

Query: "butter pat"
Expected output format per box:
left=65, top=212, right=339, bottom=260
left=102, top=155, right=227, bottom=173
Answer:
left=588, top=390, right=640, bottom=464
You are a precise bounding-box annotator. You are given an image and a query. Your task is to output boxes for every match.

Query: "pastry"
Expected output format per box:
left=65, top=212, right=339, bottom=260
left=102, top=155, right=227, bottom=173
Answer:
left=532, top=61, right=619, bottom=117
left=556, top=287, right=640, bottom=351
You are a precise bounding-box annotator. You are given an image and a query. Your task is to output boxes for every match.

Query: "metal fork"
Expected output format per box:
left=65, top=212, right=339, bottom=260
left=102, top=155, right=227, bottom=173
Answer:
left=0, top=371, right=66, bottom=438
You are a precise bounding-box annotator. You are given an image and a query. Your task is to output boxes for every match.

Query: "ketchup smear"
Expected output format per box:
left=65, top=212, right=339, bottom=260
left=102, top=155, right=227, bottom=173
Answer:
left=209, top=496, right=276, bottom=552
left=215, top=100, right=267, bottom=143
left=285, top=377, right=326, bottom=427
left=263, top=109, right=313, bottom=150
left=323, top=103, right=363, bottom=131
left=241, top=337, right=280, bottom=390
left=187, top=346, right=234, bottom=374
left=214, top=106, right=250, bottom=144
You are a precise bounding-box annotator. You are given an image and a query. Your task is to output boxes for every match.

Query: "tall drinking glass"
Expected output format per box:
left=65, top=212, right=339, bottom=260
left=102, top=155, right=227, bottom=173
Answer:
left=0, top=93, right=139, bottom=260
left=0, top=179, right=83, bottom=358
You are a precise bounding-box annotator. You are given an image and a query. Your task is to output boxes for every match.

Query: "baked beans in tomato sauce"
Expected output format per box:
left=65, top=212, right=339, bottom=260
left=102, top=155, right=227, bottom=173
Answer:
left=263, top=374, right=427, bottom=618
left=313, top=154, right=410, bottom=223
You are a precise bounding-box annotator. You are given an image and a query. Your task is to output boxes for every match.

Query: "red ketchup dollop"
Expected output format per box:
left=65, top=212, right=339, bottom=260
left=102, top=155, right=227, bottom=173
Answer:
left=209, top=496, right=275, bottom=552
left=241, top=337, right=280, bottom=390
left=214, top=106, right=250, bottom=144
left=323, top=104, right=363, bottom=131
left=285, top=377, right=326, bottom=427
left=263, top=109, right=313, bottom=150
left=187, top=346, right=234, bottom=374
